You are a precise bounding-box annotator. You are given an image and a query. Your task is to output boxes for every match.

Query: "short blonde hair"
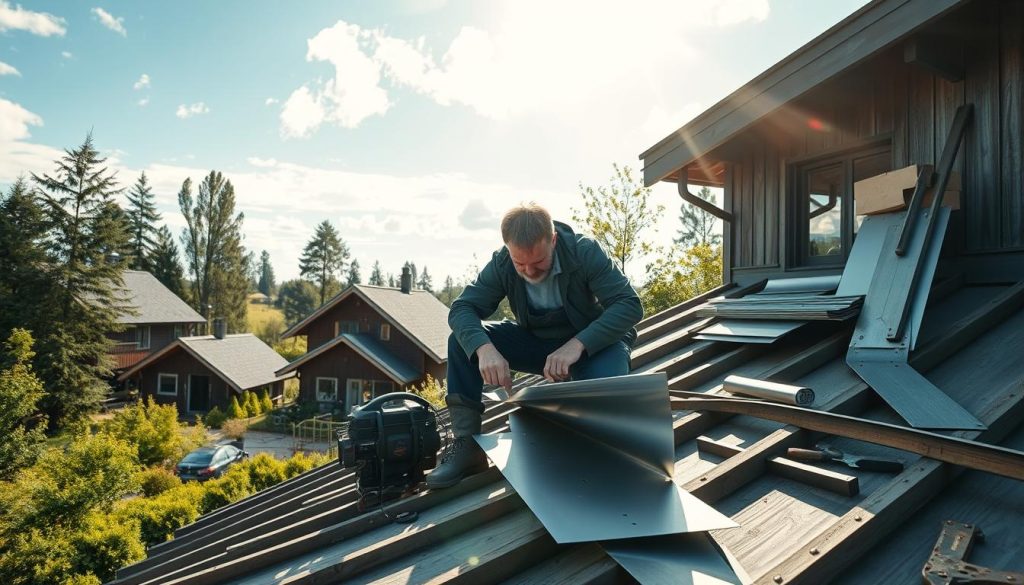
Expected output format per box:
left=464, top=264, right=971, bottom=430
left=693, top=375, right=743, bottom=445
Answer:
left=501, top=203, right=554, bottom=248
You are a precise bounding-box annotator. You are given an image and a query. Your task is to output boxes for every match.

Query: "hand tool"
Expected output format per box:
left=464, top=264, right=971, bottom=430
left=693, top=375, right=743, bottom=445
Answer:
left=786, top=444, right=904, bottom=472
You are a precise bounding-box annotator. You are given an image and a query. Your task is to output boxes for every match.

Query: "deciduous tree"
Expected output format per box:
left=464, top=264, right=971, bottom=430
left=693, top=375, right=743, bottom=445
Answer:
left=573, top=164, right=663, bottom=277
left=178, top=171, right=250, bottom=332
left=0, top=329, right=47, bottom=480
left=639, top=244, right=723, bottom=315
left=276, top=279, right=318, bottom=326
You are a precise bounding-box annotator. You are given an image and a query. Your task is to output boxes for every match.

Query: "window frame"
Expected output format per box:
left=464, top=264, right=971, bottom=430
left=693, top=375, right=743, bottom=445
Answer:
left=315, top=377, right=339, bottom=402
left=135, top=325, right=151, bottom=350
left=157, top=373, right=178, bottom=396
left=380, top=323, right=391, bottom=341
left=788, top=141, right=891, bottom=268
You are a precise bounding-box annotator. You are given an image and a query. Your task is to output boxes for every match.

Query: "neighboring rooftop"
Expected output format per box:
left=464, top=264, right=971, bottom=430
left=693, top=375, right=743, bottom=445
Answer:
left=116, top=270, right=205, bottom=325
left=276, top=332, right=422, bottom=384
left=117, top=333, right=293, bottom=391
left=282, top=284, right=451, bottom=362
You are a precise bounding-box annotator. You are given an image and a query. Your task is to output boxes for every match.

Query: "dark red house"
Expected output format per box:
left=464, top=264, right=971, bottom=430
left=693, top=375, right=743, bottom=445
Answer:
left=118, top=325, right=293, bottom=416
left=276, top=278, right=450, bottom=413
left=109, top=270, right=205, bottom=374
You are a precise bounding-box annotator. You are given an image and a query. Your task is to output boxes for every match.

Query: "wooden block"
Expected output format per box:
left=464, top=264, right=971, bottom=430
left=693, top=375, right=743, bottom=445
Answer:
left=854, top=164, right=961, bottom=215
left=696, top=436, right=859, bottom=497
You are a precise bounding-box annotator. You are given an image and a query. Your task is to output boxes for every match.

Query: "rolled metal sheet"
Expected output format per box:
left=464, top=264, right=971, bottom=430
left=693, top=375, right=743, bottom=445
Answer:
left=760, top=274, right=841, bottom=295
left=476, top=373, right=736, bottom=543
left=722, top=375, right=815, bottom=406
left=603, top=533, right=749, bottom=585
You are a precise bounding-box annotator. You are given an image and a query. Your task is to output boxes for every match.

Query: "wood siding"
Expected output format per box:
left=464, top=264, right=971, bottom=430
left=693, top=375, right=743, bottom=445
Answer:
left=296, top=342, right=426, bottom=410
left=136, top=348, right=232, bottom=415
left=305, top=295, right=428, bottom=369
left=724, top=1, right=1024, bottom=273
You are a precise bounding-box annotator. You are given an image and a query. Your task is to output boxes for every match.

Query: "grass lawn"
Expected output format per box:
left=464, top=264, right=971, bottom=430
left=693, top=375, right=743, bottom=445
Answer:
left=247, top=293, right=285, bottom=331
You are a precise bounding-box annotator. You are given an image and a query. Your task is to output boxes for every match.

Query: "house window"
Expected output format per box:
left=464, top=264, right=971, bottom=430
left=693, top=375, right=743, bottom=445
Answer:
left=157, top=373, right=178, bottom=396
left=380, top=323, right=391, bottom=341
left=791, top=144, right=891, bottom=266
left=173, top=324, right=183, bottom=339
left=372, top=380, right=394, bottom=396
left=316, top=377, right=338, bottom=402
left=334, top=321, right=359, bottom=336
left=135, top=325, right=151, bottom=350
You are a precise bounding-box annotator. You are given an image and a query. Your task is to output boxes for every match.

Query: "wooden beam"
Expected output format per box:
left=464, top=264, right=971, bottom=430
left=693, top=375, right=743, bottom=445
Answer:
left=904, top=33, right=965, bottom=82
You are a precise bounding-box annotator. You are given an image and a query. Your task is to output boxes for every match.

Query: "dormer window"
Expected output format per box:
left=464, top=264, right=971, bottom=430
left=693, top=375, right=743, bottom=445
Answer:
left=135, top=325, right=151, bottom=350
left=380, top=323, right=391, bottom=341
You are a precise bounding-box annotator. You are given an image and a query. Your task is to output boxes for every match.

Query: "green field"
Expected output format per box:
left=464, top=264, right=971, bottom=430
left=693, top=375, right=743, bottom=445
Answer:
left=246, top=293, right=285, bottom=332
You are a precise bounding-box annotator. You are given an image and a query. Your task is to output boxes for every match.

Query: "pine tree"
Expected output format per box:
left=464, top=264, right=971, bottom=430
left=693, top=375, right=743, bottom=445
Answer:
left=418, top=266, right=433, bottom=292
left=31, top=133, right=130, bottom=428
left=257, top=250, right=276, bottom=297
left=387, top=274, right=396, bottom=288
left=178, top=171, right=249, bottom=332
left=368, top=261, right=385, bottom=286
left=440, top=275, right=457, bottom=306
left=299, top=220, right=350, bottom=305
left=675, top=186, right=722, bottom=248
left=150, top=225, right=187, bottom=300
left=0, top=178, right=52, bottom=341
left=125, top=172, right=161, bottom=271
left=346, top=258, right=362, bottom=287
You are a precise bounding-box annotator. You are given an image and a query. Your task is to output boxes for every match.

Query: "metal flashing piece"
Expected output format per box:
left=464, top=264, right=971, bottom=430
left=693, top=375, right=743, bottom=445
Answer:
left=476, top=373, right=736, bottom=544
left=845, top=208, right=984, bottom=430
left=837, top=213, right=904, bottom=297
left=847, top=348, right=984, bottom=430
left=603, top=533, right=749, bottom=585
left=696, top=295, right=862, bottom=321
left=695, top=320, right=804, bottom=344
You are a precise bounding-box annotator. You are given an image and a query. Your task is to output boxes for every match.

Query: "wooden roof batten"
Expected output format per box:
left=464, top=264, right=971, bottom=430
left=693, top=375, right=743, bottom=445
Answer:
left=639, top=0, right=968, bottom=186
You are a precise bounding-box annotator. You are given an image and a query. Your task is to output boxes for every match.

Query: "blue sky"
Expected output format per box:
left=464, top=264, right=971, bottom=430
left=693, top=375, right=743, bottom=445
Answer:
left=1, top=0, right=867, bottom=284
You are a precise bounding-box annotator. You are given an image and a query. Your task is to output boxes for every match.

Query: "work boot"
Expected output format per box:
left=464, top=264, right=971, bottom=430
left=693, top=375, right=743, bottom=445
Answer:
left=426, top=396, right=489, bottom=489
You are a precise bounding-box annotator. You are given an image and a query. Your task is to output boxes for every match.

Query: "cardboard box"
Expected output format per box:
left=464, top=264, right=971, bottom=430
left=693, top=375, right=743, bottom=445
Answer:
left=854, top=164, right=961, bottom=216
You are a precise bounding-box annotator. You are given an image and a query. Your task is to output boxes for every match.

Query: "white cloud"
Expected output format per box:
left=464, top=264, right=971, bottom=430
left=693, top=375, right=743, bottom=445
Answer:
left=0, top=60, right=19, bottom=76
left=246, top=157, right=278, bottom=168
left=280, top=86, right=324, bottom=138
left=91, top=7, right=126, bottom=36
left=283, top=0, right=769, bottom=136
left=175, top=102, right=209, bottom=119
left=61, top=50, right=72, bottom=59
left=459, top=199, right=497, bottom=230
left=264, top=97, right=278, bottom=106
left=133, top=73, right=150, bottom=90
left=137, top=97, right=149, bottom=107
left=0, top=1, right=65, bottom=36
left=0, top=97, right=41, bottom=141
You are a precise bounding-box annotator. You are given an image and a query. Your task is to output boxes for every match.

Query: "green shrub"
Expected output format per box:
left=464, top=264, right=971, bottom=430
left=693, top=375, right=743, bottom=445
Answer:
left=101, top=397, right=205, bottom=467
left=411, top=374, right=446, bottom=409
left=115, top=483, right=203, bottom=547
left=259, top=390, right=274, bottom=413
left=136, top=467, right=181, bottom=498
left=283, top=452, right=330, bottom=478
left=71, top=512, right=145, bottom=582
left=63, top=575, right=102, bottom=585
left=234, top=453, right=286, bottom=492
left=283, top=378, right=299, bottom=403
left=227, top=396, right=245, bottom=419
left=203, top=406, right=227, bottom=429
left=244, top=391, right=261, bottom=417
left=200, top=471, right=252, bottom=514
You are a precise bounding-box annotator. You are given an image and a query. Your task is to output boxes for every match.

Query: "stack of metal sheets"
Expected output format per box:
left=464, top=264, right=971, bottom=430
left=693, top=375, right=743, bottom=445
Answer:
left=696, top=293, right=863, bottom=321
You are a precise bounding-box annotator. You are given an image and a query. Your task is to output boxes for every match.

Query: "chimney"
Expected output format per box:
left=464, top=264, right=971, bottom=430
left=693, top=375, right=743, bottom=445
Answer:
left=400, top=266, right=412, bottom=294
left=213, top=318, right=226, bottom=340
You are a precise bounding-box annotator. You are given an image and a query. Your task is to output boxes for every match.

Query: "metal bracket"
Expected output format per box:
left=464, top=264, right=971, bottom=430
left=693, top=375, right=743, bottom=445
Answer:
left=922, top=520, right=1024, bottom=584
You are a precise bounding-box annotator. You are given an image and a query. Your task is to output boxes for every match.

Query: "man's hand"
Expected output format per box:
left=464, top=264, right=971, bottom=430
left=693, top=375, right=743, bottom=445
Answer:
left=544, top=338, right=585, bottom=382
left=476, top=343, right=512, bottom=390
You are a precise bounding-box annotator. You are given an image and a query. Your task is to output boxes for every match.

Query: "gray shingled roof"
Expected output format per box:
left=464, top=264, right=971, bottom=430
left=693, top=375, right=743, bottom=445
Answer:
left=282, top=284, right=451, bottom=362
left=354, top=285, right=450, bottom=361
left=116, top=270, right=205, bottom=325
left=178, top=334, right=292, bottom=391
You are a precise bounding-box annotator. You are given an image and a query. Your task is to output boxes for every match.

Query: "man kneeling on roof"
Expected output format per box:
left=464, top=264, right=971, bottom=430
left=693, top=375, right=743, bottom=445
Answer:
left=426, top=202, right=644, bottom=489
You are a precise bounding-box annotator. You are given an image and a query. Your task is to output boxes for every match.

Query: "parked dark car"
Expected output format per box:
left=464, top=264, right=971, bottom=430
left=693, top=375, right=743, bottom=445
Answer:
left=175, top=444, right=247, bottom=482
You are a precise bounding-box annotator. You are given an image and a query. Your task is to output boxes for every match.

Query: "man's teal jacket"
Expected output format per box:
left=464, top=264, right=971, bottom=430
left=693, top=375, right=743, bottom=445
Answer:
left=448, top=221, right=644, bottom=359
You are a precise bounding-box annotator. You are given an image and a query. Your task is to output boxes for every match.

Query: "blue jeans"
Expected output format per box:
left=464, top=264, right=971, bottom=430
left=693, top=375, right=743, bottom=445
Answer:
left=446, top=320, right=632, bottom=408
